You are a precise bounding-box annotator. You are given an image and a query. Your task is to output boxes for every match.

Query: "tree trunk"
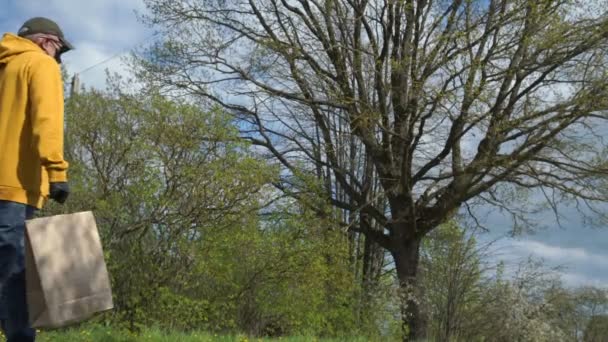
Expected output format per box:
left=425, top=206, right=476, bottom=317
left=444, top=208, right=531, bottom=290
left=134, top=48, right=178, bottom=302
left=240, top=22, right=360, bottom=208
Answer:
left=392, top=237, right=423, bottom=342
left=361, top=221, right=384, bottom=317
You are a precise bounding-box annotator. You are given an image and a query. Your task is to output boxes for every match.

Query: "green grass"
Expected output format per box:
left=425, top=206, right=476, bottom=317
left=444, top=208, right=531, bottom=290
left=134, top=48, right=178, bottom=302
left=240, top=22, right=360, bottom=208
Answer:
left=27, top=326, right=374, bottom=342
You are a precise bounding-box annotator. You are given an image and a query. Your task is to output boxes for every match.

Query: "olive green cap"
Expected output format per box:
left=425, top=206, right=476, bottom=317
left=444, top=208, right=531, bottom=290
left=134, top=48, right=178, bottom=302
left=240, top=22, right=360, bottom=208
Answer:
left=18, top=17, right=74, bottom=53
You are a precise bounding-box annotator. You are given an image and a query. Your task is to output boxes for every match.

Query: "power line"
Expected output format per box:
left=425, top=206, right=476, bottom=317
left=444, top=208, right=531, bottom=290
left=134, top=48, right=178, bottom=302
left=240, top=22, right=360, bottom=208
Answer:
left=76, top=51, right=125, bottom=75
left=74, top=31, right=160, bottom=75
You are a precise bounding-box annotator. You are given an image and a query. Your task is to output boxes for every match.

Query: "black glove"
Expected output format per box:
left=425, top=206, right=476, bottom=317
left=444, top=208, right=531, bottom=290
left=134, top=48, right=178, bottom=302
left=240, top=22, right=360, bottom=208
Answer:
left=49, top=182, right=70, bottom=204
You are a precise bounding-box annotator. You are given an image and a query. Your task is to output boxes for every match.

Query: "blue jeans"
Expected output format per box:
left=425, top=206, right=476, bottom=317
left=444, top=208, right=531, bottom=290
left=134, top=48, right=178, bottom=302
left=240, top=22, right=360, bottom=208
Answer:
left=0, top=200, right=36, bottom=342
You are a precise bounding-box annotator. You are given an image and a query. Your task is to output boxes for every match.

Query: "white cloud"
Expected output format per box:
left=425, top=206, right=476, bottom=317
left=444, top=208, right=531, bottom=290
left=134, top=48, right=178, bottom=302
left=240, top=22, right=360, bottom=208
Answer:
left=14, top=0, right=149, bottom=43
left=560, top=272, right=607, bottom=288
left=504, top=239, right=608, bottom=287
left=512, top=240, right=608, bottom=265
left=7, top=0, right=150, bottom=89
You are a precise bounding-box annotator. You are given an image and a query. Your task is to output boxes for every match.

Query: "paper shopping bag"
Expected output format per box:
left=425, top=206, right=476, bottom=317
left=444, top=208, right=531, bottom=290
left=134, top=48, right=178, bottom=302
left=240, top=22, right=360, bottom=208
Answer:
left=25, top=211, right=113, bottom=328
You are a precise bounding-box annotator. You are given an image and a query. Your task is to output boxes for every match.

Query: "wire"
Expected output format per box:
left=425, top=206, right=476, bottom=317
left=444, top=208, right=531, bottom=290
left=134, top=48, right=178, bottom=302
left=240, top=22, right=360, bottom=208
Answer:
left=76, top=52, right=124, bottom=75
left=74, top=31, right=160, bottom=75
left=76, top=52, right=125, bottom=75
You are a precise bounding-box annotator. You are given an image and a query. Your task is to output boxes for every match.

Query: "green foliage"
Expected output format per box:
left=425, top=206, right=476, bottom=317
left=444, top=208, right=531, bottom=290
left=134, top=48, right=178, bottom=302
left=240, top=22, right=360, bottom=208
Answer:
left=187, top=207, right=364, bottom=337
left=40, top=77, right=368, bottom=338
left=35, top=325, right=373, bottom=341
left=584, top=315, right=608, bottom=342
left=416, top=222, right=608, bottom=341
left=52, top=78, right=273, bottom=332
left=418, top=222, right=486, bottom=341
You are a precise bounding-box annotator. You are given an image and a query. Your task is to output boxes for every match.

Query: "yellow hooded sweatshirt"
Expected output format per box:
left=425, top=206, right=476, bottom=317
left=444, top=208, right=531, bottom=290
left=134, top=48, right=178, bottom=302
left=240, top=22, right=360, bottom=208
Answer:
left=0, top=33, right=68, bottom=208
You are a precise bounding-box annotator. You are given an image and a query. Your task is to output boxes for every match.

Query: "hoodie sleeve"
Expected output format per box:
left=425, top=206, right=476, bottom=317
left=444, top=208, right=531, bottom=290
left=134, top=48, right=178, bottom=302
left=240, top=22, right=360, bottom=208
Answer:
left=28, top=55, right=69, bottom=182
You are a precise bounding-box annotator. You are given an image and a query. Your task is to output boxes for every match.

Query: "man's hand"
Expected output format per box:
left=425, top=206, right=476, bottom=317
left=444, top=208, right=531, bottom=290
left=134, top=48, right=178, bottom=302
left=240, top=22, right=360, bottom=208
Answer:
left=49, top=182, right=69, bottom=204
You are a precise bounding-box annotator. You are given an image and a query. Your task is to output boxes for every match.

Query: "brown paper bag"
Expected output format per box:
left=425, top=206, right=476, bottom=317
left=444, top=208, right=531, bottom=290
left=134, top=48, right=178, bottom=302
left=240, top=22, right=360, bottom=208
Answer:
left=25, top=211, right=114, bottom=328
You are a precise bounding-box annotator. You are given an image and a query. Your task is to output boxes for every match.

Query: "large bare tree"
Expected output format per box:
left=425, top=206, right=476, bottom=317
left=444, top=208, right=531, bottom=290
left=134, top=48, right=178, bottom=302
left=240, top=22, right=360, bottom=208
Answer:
left=138, top=0, right=608, bottom=339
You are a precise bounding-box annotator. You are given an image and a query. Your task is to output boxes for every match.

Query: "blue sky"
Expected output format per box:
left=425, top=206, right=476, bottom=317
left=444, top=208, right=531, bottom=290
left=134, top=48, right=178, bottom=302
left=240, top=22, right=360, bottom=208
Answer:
left=2, top=0, right=608, bottom=288
left=0, top=0, right=151, bottom=89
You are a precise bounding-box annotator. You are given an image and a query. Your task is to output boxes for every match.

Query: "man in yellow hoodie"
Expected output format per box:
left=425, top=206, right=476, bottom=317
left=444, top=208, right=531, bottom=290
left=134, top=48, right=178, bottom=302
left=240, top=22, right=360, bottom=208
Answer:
left=0, top=17, right=73, bottom=342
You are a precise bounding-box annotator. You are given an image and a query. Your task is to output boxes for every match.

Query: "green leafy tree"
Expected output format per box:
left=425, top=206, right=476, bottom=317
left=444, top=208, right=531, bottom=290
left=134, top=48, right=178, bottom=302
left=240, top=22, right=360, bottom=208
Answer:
left=135, top=1, right=608, bottom=339
left=45, top=76, right=275, bottom=330
left=44, top=76, right=370, bottom=338
left=418, top=222, right=488, bottom=341
left=547, top=286, right=608, bottom=341
left=584, top=315, right=608, bottom=342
